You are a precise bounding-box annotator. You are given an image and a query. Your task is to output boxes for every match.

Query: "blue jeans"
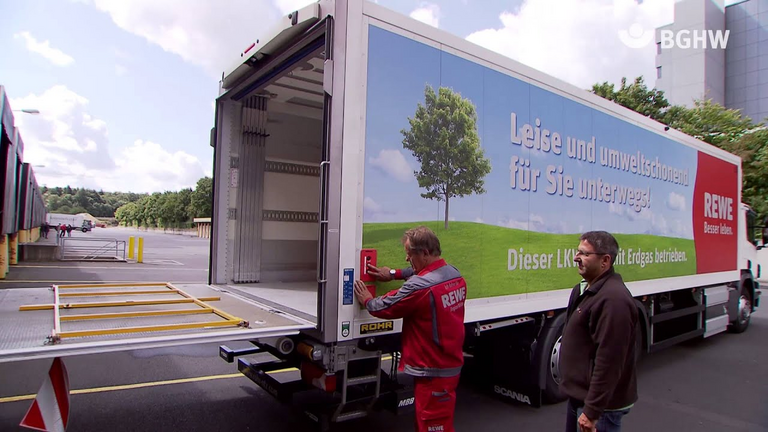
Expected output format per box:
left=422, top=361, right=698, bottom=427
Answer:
left=566, top=399, right=630, bottom=432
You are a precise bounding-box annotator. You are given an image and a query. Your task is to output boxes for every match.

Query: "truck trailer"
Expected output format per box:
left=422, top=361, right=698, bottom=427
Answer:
left=46, top=213, right=90, bottom=232
left=209, top=0, right=762, bottom=427
left=0, top=1, right=762, bottom=430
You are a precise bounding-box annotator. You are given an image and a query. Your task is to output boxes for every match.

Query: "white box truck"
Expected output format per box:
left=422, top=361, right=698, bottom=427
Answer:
left=0, top=1, right=762, bottom=430
left=209, top=0, right=762, bottom=427
left=46, top=213, right=90, bottom=232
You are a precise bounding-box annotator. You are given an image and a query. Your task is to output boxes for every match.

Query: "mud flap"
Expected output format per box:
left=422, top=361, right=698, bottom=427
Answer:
left=465, top=328, right=542, bottom=407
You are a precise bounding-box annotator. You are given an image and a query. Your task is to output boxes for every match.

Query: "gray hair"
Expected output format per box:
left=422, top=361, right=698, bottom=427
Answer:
left=580, top=231, right=619, bottom=265
left=402, top=226, right=442, bottom=257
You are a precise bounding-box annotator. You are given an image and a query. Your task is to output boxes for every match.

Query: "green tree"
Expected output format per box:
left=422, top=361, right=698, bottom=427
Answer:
left=44, top=176, right=212, bottom=224
left=156, top=192, right=174, bottom=227
left=177, top=188, right=193, bottom=225
left=142, top=193, right=161, bottom=227
left=725, top=129, right=768, bottom=218
left=105, top=192, right=146, bottom=215
left=665, top=99, right=757, bottom=147
left=189, top=177, right=213, bottom=218
left=157, top=190, right=192, bottom=228
left=74, top=189, right=91, bottom=210
left=125, top=202, right=140, bottom=226
left=401, top=85, right=492, bottom=229
left=47, top=195, right=63, bottom=211
left=115, top=202, right=132, bottom=226
left=591, top=76, right=671, bottom=123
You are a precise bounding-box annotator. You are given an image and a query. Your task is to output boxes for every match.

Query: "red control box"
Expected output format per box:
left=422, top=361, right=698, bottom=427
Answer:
left=360, top=249, right=377, bottom=297
left=360, top=249, right=377, bottom=282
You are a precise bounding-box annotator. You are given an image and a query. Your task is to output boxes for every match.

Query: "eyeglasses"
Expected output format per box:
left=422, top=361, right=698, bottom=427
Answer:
left=575, top=250, right=606, bottom=257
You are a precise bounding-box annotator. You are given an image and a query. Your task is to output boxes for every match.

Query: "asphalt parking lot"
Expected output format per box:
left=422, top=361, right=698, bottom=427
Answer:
left=2, top=227, right=209, bottom=288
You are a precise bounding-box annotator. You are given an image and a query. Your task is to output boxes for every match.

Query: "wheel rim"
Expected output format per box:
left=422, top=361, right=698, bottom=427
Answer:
left=550, top=335, right=563, bottom=385
left=738, top=294, right=751, bottom=325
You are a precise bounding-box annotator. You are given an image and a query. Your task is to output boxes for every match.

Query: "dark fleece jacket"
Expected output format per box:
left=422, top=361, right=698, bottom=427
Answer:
left=559, top=268, right=638, bottom=420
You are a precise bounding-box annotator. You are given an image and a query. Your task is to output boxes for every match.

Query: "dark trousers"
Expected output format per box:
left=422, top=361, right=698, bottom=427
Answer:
left=566, top=398, right=630, bottom=432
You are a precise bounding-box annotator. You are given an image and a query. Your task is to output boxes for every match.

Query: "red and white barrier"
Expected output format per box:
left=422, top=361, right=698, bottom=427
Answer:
left=20, top=357, right=70, bottom=432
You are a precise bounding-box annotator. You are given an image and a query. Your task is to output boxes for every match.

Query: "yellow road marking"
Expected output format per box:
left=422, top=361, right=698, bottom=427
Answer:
left=0, top=356, right=396, bottom=403
left=0, top=369, right=298, bottom=404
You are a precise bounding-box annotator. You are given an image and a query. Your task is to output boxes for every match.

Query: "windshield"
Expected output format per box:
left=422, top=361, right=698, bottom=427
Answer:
left=746, top=209, right=759, bottom=246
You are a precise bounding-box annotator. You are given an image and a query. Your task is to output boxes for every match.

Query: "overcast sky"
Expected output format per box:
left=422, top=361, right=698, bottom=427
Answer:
left=0, top=0, right=740, bottom=193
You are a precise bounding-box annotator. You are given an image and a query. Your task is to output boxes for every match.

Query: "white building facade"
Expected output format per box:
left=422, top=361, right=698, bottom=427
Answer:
left=655, top=0, right=768, bottom=123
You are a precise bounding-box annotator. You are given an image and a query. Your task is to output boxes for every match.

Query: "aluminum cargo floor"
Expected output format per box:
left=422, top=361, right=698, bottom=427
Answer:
left=222, top=281, right=318, bottom=322
left=0, top=283, right=313, bottom=363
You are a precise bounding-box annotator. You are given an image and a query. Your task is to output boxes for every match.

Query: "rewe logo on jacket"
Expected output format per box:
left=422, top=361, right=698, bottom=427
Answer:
left=441, top=286, right=466, bottom=309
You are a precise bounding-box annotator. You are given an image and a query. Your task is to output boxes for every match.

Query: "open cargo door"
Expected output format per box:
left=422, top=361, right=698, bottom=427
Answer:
left=0, top=283, right=313, bottom=363
left=210, top=4, right=337, bottom=328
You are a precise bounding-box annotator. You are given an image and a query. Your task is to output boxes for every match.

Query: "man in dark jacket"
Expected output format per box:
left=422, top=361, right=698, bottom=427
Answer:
left=559, top=231, right=638, bottom=432
left=355, top=226, right=467, bottom=432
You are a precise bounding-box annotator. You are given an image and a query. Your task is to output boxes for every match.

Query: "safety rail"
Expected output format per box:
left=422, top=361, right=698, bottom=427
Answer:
left=60, top=237, right=127, bottom=261
left=17, top=282, right=248, bottom=344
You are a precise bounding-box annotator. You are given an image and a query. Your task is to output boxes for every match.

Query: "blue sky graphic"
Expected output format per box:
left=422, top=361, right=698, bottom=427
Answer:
left=364, top=25, right=697, bottom=240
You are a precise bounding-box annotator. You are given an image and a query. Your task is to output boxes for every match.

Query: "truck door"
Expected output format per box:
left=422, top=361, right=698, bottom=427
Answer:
left=210, top=4, right=335, bottom=328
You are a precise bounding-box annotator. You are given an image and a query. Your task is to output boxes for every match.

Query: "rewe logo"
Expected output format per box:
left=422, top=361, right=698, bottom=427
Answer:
left=493, top=385, right=532, bottom=405
left=659, top=29, right=730, bottom=49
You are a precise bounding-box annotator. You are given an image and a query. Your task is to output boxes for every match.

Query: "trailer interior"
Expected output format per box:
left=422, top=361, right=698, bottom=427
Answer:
left=221, top=43, right=327, bottom=324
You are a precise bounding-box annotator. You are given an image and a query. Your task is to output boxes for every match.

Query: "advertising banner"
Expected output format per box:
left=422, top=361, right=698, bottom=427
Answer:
left=362, top=26, right=738, bottom=298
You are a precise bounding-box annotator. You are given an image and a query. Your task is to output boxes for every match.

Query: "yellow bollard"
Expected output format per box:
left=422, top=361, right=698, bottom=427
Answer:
left=137, top=237, right=144, bottom=263
left=128, top=236, right=135, bottom=259
left=9, top=234, right=18, bottom=265
left=0, top=235, right=6, bottom=278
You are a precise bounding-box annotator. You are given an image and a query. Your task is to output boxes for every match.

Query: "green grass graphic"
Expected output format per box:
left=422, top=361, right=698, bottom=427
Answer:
left=362, top=221, right=696, bottom=298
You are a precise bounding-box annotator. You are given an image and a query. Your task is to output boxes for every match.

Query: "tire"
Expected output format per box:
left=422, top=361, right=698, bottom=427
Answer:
left=540, top=313, right=567, bottom=404
left=82, top=228, right=87, bottom=233
left=728, top=285, right=752, bottom=333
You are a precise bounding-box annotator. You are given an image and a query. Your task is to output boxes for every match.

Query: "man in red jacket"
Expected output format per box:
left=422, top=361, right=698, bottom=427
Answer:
left=354, top=226, right=467, bottom=432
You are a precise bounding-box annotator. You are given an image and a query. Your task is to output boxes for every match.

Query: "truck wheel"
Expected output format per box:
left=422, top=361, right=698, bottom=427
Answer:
left=540, top=313, right=567, bottom=404
left=728, top=286, right=752, bottom=333
left=82, top=228, right=87, bottom=233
